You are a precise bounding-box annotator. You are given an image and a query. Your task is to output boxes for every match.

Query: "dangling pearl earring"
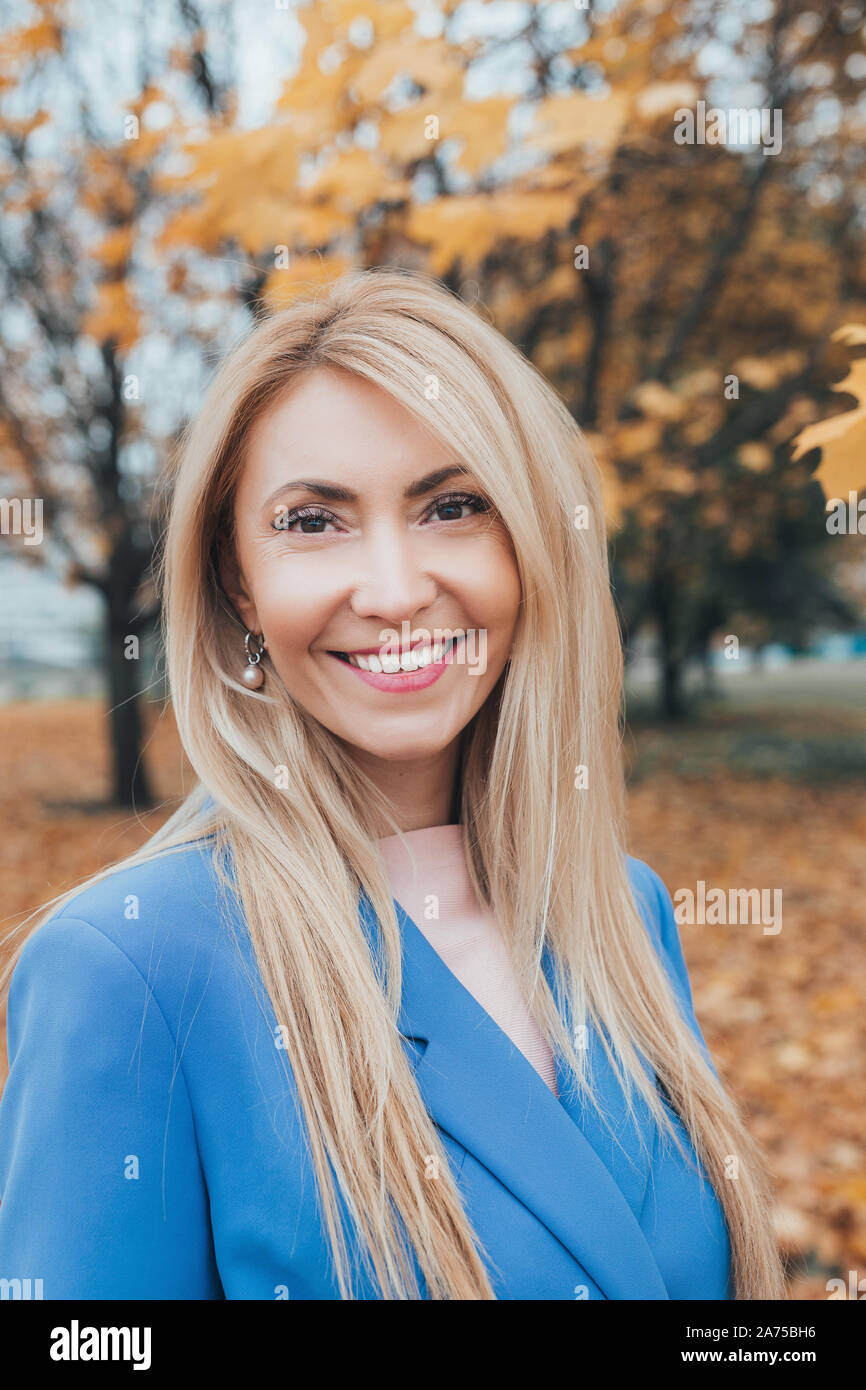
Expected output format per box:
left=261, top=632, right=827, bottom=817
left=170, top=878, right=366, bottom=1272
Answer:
left=242, top=630, right=267, bottom=688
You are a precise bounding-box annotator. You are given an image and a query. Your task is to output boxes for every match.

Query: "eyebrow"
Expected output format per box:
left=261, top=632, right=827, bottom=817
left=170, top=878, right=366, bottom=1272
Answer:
left=262, top=465, right=472, bottom=512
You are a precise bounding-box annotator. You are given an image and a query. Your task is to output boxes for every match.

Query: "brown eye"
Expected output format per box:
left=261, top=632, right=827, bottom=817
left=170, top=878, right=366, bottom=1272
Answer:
left=272, top=505, right=340, bottom=535
left=425, top=492, right=490, bottom=523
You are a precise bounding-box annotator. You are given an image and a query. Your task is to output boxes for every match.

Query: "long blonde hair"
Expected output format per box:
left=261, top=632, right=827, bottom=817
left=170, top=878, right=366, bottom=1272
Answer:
left=0, top=267, right=785, bottom=1299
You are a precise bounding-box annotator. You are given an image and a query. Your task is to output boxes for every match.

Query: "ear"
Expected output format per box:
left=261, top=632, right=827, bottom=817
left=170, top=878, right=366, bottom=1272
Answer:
left=218, top=542, right=260, bottom=634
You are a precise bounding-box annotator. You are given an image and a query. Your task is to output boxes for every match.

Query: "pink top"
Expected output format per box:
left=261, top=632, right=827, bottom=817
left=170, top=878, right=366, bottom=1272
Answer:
left=377, top=823, right=558, bottom=1096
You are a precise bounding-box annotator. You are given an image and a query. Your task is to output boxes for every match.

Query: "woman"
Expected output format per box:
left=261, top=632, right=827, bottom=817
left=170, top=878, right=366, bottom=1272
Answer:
left=0, top=267, right=784, bottom=1300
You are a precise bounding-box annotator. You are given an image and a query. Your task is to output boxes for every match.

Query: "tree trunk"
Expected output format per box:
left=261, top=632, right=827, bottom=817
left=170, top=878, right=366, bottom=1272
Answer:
left=660, top=645, right=685, bottom=721
left=651, top=560, right=686, bottom=721
left=105, top=615, right=153, bottom=808
left=700, top=639, right=717, bottom=697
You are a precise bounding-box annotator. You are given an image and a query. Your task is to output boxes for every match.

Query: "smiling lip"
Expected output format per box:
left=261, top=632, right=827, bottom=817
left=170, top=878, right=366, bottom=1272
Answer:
left=327, top=635, right=465, bottom=693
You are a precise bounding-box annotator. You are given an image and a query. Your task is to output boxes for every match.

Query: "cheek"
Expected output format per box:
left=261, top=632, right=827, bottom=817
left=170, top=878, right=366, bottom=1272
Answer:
left=247, top=555, right=334, bottom=654
left=468, top=541, right=521, bottom=635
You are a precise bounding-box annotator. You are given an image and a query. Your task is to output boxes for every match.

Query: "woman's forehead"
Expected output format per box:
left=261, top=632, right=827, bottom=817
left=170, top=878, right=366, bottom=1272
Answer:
left=238, top=371, right=464, bottom=506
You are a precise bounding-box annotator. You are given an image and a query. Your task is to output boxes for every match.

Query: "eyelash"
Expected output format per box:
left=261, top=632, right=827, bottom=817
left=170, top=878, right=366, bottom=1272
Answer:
left=271, top=491, right=491, bottom=535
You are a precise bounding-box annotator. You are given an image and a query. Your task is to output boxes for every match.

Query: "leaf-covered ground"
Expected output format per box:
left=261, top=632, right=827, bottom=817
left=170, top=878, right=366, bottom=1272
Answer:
left=1, top=697, right=863, bottom=1301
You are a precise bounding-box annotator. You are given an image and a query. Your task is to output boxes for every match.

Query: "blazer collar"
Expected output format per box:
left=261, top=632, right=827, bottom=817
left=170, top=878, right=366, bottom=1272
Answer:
left=359, top=889, right=669, bottom=1300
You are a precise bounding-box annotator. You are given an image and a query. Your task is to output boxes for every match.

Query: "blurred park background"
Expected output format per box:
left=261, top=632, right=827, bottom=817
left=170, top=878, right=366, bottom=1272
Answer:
left=1, top=0, right=865, bottom=1300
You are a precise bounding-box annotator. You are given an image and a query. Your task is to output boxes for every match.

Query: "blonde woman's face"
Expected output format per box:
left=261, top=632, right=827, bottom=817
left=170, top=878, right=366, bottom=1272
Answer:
left=223, top=366, right=521, bottom=765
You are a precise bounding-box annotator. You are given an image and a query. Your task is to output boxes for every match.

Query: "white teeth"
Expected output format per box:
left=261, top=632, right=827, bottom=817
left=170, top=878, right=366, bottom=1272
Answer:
left=343, top=637, right=455, bottom=673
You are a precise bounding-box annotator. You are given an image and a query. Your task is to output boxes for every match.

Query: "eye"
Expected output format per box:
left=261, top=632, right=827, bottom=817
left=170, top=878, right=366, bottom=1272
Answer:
left=423, top=491, right=491, bottom=524
left=271, top=504, right=341, bottom=535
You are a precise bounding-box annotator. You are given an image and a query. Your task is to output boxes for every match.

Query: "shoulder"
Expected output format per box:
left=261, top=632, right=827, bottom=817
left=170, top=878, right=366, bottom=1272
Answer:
left=625, top=854, right=716, bottom=1067
left=50, top=837, right=232, bottom=940
left=0, top=843, right=227, bottom=1298
left=626, top=853, right=688, bottom=987
left=626, top=855, right=677, bottom=955
left=8, top=840, right=247, bottom=1040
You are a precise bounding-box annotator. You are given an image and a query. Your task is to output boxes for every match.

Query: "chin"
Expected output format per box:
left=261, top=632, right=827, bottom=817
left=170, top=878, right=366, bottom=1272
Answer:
left=337, top=724, right=460, bottom=764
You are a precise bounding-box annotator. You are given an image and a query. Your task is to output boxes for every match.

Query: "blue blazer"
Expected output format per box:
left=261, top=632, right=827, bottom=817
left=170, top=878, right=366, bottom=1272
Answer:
left=0, top=842, right=731, bottom=1300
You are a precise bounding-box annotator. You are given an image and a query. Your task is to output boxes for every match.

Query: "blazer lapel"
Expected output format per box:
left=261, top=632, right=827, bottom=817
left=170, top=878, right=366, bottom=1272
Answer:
left=359, top=890, right=669, bottom=1300
left=542, top=943, right=657, bottom=1226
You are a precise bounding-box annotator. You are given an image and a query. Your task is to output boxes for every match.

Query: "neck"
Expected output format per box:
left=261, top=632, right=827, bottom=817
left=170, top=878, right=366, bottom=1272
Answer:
left=340, top=734, right=462, bottom=834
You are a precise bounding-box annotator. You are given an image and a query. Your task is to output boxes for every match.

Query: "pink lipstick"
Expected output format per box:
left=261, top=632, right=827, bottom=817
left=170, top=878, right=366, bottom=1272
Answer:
left=327, top=634, right=465, bottom=693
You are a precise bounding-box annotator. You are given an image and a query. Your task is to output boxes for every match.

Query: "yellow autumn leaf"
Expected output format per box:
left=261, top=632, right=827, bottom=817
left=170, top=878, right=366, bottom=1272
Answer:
left=0, top=109, right=50, bottom=140
left=811, top=987, right=862, bottom=1014
left=155, top=205, right=214, bottom=252
left=351, top=36, right=462, bottom=104
left=829, top=1176, right=866, bottom=1206
left=94, top=226, right=134, bottom=270
left=168, top=125, right=299, bottom=191
left=734, top=353, right=805, bottom=390
left=308, top=148, right=409, bottom=207
left=677, top=367, right=724, bottom=398
left=599, top=465, right=624, bottom=531
left=408, top=189, right=575, bottom=275
left=1, top=18, right=63, bottom=63
left=738, top=442, right=774, bottom=473
left=668, top=467, right=700, bottom=494
left=123, top=126, right=172, bottom=168
left=635, top=81, right=699, bottom=120
left=379, top=105, right=442, bottom=164
left=833, top=323, right=866, bottom=346
left=275, top=61, right=360, bottom=138
left=582, top=430, right=622, bottom=531
left=221, top=194, right=353, bottom=257
left=631, top=380, right=685, bottom=421
left=447, top=96, right=515, bottom=176
left=612, top=419, right=663, bottom=460
left=261, top=255, right=353, bottom=310
left=535, top=263, right=584, bottom=302
left=81, top=280, right=139, bottom=352
left=313, top=0, right=415, bottom=45
left=525, top=90, right=631, bottom=158
left=407, top=198, right=500, bottom=275
left=792, top=352, right=866, bottom=500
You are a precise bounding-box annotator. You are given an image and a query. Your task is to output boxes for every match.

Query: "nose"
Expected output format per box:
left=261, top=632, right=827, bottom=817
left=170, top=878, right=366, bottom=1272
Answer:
left=348, top=524, right=438, bottom=625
